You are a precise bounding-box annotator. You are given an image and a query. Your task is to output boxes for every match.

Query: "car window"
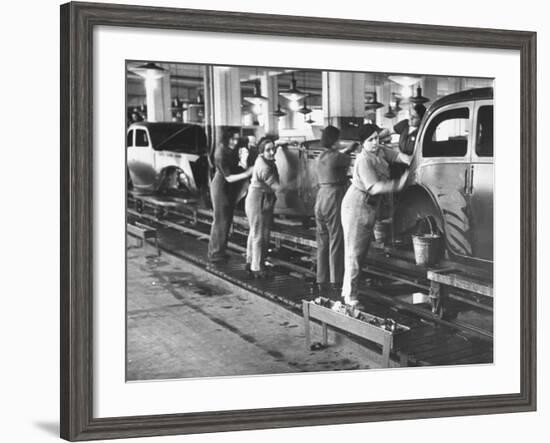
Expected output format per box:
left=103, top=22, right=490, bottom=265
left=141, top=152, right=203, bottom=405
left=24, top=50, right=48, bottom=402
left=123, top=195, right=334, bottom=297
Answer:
left=126, top=130, right=133, bottom=147
left=476, top=105, right=493, bottom=157
left=422, top=107, right=470, bottom=157
left=135, top=129, right=149, bottom=147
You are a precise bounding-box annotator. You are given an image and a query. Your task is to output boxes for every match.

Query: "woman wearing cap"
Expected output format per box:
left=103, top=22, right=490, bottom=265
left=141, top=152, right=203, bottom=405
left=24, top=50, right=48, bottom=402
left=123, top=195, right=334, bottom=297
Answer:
left=313, top=125, right=353, bottom=296
left=341, top=124, right=412, bottom=307
left=378, top=103, right=427, bottom=178
left=245, top=137, right=281, bottom=278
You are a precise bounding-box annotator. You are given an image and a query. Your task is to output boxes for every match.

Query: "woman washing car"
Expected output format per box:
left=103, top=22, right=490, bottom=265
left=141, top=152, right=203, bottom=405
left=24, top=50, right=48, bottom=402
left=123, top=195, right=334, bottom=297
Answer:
left=244, top=137, right=281, bottom=278
left=208, top=128, right=253, bottom=264
left=340, top=124, right=412, bottom=307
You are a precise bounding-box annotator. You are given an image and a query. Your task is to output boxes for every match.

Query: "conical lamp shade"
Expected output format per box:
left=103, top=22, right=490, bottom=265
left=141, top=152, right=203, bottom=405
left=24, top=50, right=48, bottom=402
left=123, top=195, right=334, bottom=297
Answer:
left=132, top=62, right=166, bottom=80
left=365, top=92, right=384, bottom=110
left=384, top=105, right=396, bottom=119
left=244, top=81, right=268, bottom=105
left=409, top=86, right=430, bottom=104
left=297, top=99, right=312, bottom=115
left=273, top=103, right=287, bottom=117
left=279, top=73, right=306, bottom=101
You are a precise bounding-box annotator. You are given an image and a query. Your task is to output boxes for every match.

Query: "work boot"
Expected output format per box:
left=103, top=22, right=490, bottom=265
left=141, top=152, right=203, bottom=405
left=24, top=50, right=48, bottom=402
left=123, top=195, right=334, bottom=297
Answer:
left=250, top=270, right=269, bottom=279
left=329, top=283, right=343, bottom=301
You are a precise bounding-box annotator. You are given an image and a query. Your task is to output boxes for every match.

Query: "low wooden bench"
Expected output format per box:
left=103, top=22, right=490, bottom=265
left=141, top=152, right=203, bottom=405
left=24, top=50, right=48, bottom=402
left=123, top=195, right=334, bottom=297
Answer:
left=127, top=222, right=160, bottom=256
left=302, top=300, right=409, bottom=368
left=427, top=268, right=493, bottom=318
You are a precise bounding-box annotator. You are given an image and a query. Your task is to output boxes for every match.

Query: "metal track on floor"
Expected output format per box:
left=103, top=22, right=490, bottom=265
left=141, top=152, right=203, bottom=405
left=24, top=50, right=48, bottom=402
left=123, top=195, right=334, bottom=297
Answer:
left=128, top=202, right=493, bottom=367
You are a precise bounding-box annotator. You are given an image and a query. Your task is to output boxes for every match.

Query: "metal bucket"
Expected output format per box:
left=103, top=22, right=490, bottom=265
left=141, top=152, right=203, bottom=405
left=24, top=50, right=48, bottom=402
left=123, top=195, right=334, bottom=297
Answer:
left=412, top=216, right=442, bottom=266
left=412, top=234, right=441, bottom=266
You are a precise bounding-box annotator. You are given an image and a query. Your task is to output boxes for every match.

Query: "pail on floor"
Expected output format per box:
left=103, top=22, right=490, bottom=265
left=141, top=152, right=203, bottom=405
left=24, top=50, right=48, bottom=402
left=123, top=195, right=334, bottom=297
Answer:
left=412, top=216, right=442, bottom=266
left=412, top=234, right=441, bottom=266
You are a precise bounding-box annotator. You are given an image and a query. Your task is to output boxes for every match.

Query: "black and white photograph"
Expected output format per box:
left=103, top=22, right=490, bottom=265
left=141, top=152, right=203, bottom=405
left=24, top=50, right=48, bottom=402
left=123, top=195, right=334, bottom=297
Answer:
left=125, top=62, right=495, bottom=381
left=3, top=0, right=545, bottom=442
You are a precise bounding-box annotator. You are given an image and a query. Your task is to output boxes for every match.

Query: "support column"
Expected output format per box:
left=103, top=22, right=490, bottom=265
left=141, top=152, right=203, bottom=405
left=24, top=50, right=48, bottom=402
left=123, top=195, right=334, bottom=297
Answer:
left=260, top=74, right=279, bottom=137
left=145, top=73, right=171, bottom=122
left=210, top=66, right=242, bottom=153
left=322, top=72, right=365, bottom=138
left=212, top=67, right=241, bottom=127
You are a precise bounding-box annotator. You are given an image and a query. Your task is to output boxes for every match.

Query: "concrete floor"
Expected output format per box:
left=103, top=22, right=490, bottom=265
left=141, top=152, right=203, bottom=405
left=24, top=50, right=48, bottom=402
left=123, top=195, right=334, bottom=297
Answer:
left=126, top=241, right=385, bottom=381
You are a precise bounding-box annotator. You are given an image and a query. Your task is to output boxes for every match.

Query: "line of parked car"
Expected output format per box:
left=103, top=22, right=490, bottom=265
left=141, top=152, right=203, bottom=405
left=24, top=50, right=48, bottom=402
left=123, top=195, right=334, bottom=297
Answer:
left=127, top=88, right=493, bottom=266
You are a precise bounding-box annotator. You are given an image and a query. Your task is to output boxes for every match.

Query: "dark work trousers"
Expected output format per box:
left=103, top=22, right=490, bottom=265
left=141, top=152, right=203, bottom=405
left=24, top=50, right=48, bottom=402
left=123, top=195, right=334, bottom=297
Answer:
left=341, top=186, right=378, bottom=303
left=245, top=188, right=275, bottom=272
left=208, top=172, right=237, bottom=261
left=315, top=184, right=346, bottom=286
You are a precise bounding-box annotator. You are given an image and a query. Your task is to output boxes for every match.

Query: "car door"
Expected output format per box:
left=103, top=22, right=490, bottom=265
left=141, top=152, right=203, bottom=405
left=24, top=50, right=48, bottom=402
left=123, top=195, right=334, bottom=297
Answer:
left=417, top=101, right=475, bottom=259
left=127, top=127, right=156, bottom=190
left=468, top=101, right=494, bottom=262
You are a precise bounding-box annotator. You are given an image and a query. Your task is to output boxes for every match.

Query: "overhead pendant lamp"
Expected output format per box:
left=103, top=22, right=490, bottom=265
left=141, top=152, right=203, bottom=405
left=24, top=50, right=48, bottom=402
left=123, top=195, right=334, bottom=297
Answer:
left=132, top=62, right=166, bottom=80
left=244, top=80, right=268, bottom=105
left=409, top=86, right=430, bottom=104
left=365, top=92, right=384, bottom=110
left=297, top=70, right=312, bottom=115
left=279, top=72, right=306, bottom=101
left=388, top=75, right=421, bottom=88
left=273, top=103, right=287, bottom=117
left=384, top=105, right=396, bottom=119
left=305, top=116, right=315, bottom=124
left=297, top=98, right=312, bottom=115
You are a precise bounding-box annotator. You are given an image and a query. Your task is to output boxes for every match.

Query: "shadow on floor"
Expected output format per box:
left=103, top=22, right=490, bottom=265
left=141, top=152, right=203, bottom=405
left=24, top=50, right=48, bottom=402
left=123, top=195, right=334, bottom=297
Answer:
left=33, top=421, right=59, bottom=437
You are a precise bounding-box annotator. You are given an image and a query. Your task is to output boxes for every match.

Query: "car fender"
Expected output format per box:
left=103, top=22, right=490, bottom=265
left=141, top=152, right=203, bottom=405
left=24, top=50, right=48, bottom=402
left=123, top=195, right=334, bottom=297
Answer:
left=393, top=183, right=474, bottom=260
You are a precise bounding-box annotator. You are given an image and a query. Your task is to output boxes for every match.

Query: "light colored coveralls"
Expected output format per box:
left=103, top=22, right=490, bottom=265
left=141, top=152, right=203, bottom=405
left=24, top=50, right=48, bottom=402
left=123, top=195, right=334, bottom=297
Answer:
left=341, top=147, right=399, bottom=303
left=315, top=149, right=351, bottom=286
left=245, top=155, right=279, bottom=272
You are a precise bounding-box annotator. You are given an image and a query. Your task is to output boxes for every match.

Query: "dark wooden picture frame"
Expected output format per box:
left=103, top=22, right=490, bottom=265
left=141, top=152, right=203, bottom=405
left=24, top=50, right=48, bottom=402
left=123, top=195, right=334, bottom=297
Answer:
left=60, top=2, right=537, bottom=441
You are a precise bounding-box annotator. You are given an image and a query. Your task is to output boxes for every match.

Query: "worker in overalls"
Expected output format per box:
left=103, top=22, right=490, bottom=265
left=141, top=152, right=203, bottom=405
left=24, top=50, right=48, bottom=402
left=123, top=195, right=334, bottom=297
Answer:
left=314, top=125, right=352, bottom=297
left=341, top=124, right=411, bottom=307
left=245, top=137, right=280, bottom=278
left=208, top=128, right=253, bottom=264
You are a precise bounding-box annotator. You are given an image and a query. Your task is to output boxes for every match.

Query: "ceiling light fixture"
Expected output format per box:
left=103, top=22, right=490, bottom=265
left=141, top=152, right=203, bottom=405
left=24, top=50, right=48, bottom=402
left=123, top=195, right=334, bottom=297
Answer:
left=244, top=80, right=268, bottom=105
left=384, top=105, right=396, bottom=119
left=132, top=62, right=166, bottom=80
left=364, top=92, right=384, bottom=110
left=297, top=98, right=312, bottom=115
left=388, top=75, right=420, bottom=87
left=409, top=86, right=430, bottom=104
left=279, top=71, right=306, bottom=101
left=273, top=103, right=287, bottom=118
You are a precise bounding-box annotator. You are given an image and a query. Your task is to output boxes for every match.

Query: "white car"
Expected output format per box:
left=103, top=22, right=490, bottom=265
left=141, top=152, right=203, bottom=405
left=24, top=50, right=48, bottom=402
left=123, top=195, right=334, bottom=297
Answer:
left=127, top=122, right=208, bottom=195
